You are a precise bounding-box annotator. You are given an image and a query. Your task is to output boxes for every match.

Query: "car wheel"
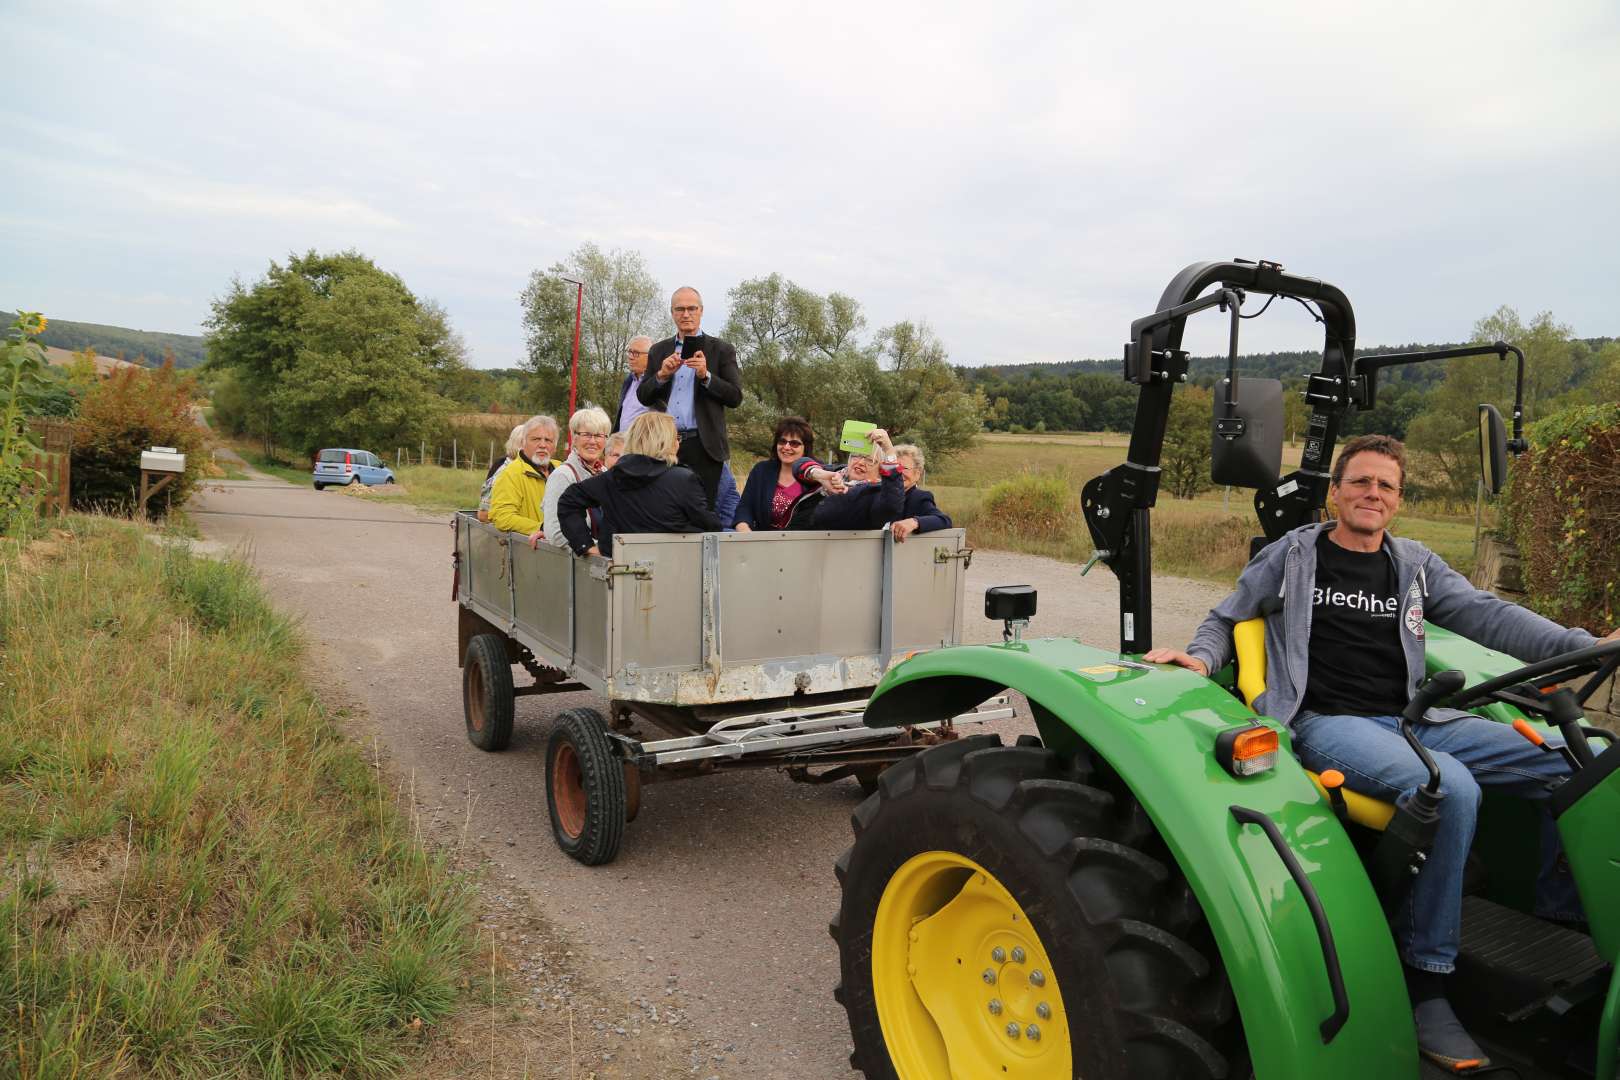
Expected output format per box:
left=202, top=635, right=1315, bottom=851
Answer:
left=313, top=482, right=325, bottom=491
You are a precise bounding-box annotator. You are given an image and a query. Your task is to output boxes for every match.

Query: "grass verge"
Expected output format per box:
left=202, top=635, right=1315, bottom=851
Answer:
left=0, top=516, right=478, bottom=1077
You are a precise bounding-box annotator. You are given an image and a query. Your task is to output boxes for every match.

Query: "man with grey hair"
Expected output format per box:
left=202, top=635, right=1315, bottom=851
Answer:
left=636, top=286, right=742, bottom=509
left=488, top=414, right=561, bottom=545
left=615, top=334, right=654, bottom=433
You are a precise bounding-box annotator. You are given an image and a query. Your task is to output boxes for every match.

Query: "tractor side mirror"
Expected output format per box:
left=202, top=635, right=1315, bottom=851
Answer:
left=1478, top=404, right=1508, bottom=496
left=1211, top=377, right=1284, bottom=489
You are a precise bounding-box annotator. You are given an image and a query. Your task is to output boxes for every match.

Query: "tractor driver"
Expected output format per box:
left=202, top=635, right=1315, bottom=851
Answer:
left=1145, top=433, right=1619, bottom=1072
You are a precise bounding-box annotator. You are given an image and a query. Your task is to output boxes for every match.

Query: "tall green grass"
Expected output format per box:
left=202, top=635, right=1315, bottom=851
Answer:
left=0, top=517, right=477, bottom=1077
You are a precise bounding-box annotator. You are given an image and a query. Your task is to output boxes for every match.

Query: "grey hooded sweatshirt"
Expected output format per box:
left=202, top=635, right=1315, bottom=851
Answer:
left=1186, top=521, right=1596, bottom=726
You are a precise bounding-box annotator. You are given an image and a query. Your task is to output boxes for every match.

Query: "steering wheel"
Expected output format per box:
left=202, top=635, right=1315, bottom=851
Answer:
left=1452, top=638, right=1620, bottom=717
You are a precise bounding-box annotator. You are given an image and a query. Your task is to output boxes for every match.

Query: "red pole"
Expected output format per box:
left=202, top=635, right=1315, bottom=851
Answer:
left=567, top=280, right=584, bottom=418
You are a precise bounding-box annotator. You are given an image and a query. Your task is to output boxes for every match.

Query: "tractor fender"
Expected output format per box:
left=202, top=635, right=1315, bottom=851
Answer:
left=867, top=639, right=1420, bottom=1080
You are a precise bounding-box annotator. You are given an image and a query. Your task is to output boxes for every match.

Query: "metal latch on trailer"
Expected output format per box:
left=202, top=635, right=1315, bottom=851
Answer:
left=934, top=546, right=974, bottom=568
left=591, top=560, right=654, bottom=584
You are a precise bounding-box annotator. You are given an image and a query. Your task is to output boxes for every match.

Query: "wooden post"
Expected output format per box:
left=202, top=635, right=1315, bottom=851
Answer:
left=138, top=470, right=176, bottom=521
left=420, top=440, right=426, bottom=466
left=452, top=438, right=458, bottom=470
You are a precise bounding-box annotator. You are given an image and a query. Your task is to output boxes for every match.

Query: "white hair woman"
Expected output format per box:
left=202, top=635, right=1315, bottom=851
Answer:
left=488, top=414, right=561, bottom=546
left=888, top=442, right=951, bottom=541
left=603, top=431, right=627, bottom=469
left=541, top=406, right=613, bottom=548
left=555, top=412, right=720, bottom=558
left=477, top=422, right=527, bottom=522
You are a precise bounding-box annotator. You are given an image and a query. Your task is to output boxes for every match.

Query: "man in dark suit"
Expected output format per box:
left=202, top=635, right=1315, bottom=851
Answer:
left=635, top=286, right=742, bottom=509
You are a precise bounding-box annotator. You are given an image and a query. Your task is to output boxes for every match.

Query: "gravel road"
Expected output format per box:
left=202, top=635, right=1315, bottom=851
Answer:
left=191, top=474, right=1231, bottom=1078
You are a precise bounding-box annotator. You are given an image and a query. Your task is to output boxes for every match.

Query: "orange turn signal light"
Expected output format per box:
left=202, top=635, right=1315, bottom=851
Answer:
left=1216, top=724, right=1279, bottom=777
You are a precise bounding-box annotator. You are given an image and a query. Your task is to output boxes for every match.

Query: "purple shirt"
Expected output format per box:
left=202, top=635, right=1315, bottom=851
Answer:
left=619, top=373, right=652, bottom=431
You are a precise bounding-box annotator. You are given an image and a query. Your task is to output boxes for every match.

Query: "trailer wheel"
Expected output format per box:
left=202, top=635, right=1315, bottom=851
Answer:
left=832, top=734, right=1241, bottom=1080
left=463, top=633, right=515, bottom=751
left=546, top=707, right=626, bottom=866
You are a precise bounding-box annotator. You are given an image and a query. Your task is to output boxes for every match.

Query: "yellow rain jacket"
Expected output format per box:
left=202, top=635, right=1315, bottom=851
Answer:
left=489, top=456, right=560, bottom=535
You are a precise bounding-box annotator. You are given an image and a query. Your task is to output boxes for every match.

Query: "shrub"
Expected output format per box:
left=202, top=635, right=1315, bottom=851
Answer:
left=70, top=362, right=206, bottom=515
left=980, top=473, right=1077, bottom=544
left=1501, top=401, right=1620, bottom=632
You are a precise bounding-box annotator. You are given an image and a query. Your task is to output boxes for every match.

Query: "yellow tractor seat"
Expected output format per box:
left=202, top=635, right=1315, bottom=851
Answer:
left=1232, top=618, right=1396, bottom=831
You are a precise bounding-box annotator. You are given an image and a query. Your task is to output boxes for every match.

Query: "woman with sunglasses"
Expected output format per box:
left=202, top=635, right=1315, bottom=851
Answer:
left=734, top=416, right=839, bottom=532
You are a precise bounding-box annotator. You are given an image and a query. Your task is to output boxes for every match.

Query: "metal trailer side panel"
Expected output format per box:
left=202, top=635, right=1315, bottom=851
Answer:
left=456, top=514, right=968, bottom=708
left=512, top=540, right=572, bottom=658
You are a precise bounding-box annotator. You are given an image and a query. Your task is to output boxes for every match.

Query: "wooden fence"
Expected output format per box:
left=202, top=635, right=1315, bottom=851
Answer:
left=25, top=419, right=73, bottom=516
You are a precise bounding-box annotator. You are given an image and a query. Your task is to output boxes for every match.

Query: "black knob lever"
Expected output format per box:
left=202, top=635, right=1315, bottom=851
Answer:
left=1400, top=670, right=1465, bottom=795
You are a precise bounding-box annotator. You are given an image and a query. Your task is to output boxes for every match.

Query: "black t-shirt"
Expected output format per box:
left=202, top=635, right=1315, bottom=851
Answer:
left=1301, top=532, right=1408, bottom=717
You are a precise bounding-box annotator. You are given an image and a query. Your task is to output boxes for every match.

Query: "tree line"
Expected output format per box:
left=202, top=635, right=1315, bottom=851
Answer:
left=517, top=246, right=984, bottom=459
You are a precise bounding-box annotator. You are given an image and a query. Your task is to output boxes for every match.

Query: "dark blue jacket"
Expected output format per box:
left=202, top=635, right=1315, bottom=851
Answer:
left=734, top=458, right=824, bottom=530
left=810, top=463, right=904, bottom=529
left=811, top=462, right=951, bottom=533
left=716, top=461, right=740, bottom=529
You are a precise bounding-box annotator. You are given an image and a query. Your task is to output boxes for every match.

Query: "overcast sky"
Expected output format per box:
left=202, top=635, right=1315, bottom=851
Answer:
left=4, top=1, right=1617, bottom=369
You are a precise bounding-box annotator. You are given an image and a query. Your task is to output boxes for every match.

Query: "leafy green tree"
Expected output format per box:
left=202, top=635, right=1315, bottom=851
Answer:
left=723, top=277, right=981, bottom=462
left=1162, top=385, right=1214, bottom=499
left=205, top=250, right=462, bottom=456
left=519, top=243, right=662, bottom=415
left=871, top=320, right=984, bottom=458
left=268, top=274, right=452, bottom=456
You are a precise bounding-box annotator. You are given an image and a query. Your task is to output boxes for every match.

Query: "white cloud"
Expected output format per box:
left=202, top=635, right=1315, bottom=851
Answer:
left=2, top=0, right=1617, bottom=366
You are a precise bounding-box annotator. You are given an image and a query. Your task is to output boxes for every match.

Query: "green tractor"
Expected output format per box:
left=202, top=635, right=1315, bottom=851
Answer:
left=830, top=260, right=1620, bottom=1079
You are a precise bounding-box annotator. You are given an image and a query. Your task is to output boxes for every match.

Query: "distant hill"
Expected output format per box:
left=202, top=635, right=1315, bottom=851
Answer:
left=3, top=311, right=207, bottom=368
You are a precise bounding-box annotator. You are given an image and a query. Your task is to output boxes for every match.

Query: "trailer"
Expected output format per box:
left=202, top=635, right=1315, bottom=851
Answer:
left=451, top=512, right=1010, bottom=864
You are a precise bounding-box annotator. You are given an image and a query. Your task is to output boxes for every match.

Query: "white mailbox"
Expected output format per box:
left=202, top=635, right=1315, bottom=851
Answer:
left=140, top=447, right=186, bottom=473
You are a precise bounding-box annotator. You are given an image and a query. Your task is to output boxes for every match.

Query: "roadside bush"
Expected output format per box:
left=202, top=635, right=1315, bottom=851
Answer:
left=71, top=362, right=206, bottom=515
left=1501, top=401, right=1620, bottom=632
left=980, top=473, right=1077, bottom=544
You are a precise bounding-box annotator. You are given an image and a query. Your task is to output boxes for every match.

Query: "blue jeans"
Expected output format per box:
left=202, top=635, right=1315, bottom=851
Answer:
left=1291, top=711, right=1578, bottom=973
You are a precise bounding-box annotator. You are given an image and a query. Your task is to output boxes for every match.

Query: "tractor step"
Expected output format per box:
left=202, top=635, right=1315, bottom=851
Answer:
left=1456, top=895, right=1608, bottom=1021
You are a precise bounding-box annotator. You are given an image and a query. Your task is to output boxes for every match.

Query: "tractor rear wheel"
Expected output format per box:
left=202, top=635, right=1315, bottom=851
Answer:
left=832, top=733, right=1243, bottom=1079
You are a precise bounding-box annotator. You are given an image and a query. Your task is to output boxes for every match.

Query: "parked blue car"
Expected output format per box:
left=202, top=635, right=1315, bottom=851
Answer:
left=312, top=448, right=395, bottom=489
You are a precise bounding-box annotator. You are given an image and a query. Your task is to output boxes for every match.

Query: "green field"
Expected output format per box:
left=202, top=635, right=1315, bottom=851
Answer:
left=933, top=433, right=1475, bottom=583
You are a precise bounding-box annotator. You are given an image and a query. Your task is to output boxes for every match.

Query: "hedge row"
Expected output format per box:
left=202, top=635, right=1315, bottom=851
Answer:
left=1501, top=402, right=1620, bottom=633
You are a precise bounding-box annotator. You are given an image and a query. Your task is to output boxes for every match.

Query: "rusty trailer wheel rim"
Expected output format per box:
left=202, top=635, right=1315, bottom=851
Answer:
left=551, top=741, right=587, bottom=838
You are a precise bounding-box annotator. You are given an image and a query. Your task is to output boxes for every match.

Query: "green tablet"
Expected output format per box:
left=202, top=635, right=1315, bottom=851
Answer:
left=839, top=420, right=877, bottom=454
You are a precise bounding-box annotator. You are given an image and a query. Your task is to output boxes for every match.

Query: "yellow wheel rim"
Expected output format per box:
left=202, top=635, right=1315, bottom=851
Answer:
left=873, top=850, right=1071, bottom=1079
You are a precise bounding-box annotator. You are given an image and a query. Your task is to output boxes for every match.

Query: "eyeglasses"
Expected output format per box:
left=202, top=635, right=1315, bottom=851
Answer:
left=627, top=349, right=649, bottom=357
left=574, top=432, right=607, bottom=441
left=672, top=305, right=701, bottom=315
left=1338, top=476, right=1401, bottom=496
left=776, top=438, right=804, bottom=448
